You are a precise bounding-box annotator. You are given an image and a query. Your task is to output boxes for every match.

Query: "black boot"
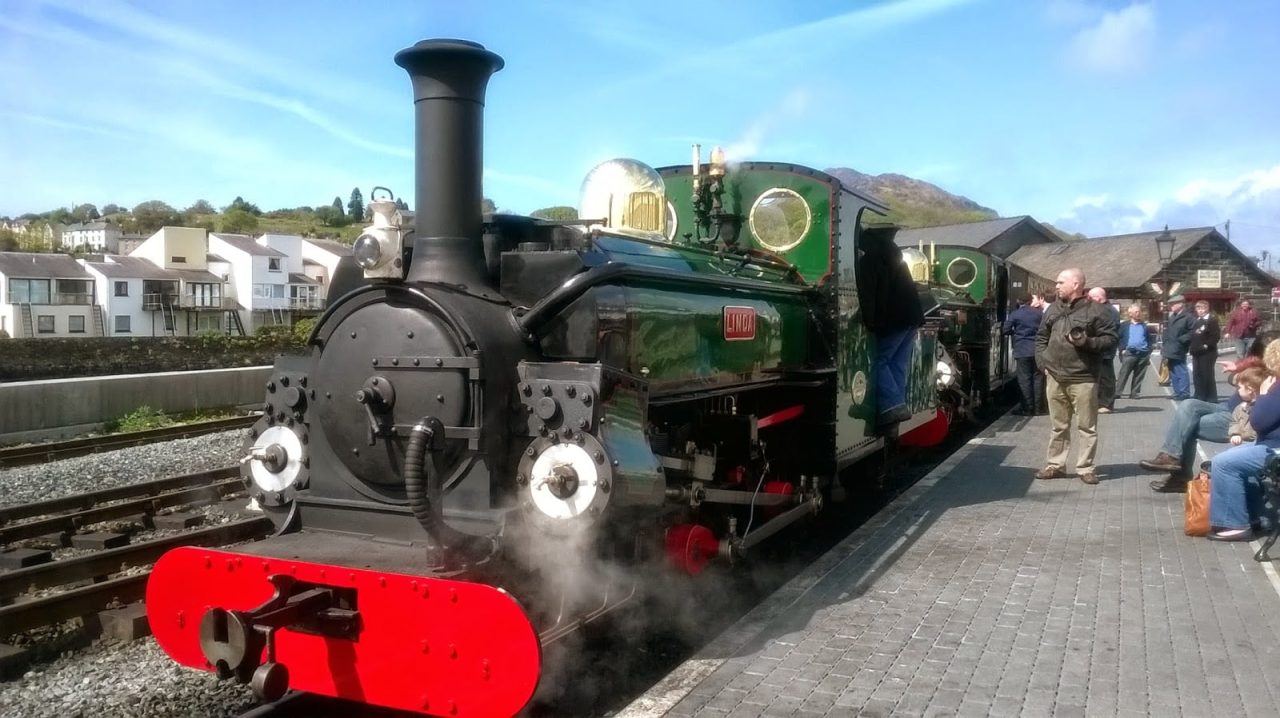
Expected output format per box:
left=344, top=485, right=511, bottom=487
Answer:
left=1149, top=474, right=1189, bottom=493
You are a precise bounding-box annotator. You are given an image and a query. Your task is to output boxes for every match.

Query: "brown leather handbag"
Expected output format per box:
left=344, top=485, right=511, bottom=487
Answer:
left=1184, top=471, right=1211, bottom=536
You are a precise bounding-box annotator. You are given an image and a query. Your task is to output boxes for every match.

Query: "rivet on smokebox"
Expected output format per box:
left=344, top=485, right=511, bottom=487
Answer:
left=407, top=331, right=415, bottom=339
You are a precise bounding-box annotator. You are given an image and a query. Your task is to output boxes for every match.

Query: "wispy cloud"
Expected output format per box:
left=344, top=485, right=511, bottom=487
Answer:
left=1055, top=164, right=1280, bottom=255
left=1065, top=2, right=1156, bottom=74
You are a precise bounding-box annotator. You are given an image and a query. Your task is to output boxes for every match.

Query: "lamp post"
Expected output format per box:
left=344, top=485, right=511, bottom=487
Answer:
left=1155, top=225, right=1176, bottom=316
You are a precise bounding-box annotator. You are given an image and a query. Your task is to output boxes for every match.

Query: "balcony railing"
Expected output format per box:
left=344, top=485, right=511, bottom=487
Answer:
left=288, top=297, right=325, bottom=310
left=142, top=293, right=233, bottom=310
left=5, top=294, right=94, bottom=305
left=54, top=293, right=93, bottom=306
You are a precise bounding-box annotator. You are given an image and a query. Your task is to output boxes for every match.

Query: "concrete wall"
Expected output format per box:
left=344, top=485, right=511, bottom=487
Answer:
left=0, top=366, right=271, bottom=441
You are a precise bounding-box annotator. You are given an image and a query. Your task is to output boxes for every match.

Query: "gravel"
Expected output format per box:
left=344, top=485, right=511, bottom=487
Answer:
left=0, top=639, right=259, bottom=718
left=0, top=430, right=247, bottom=508
left=1, top=429, right=259, bottom=717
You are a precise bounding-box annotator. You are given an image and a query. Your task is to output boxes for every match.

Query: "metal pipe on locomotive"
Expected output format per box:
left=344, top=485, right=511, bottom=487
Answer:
left=145, top=38, right=954, bottom=716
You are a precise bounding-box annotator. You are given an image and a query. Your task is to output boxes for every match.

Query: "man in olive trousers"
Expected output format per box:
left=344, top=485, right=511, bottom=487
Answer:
left=1034, top=268, right=1119, bottom=485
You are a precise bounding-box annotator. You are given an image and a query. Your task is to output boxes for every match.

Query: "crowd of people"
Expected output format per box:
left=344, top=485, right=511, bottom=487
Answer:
left=1001, top=268, right=1277, bottom=541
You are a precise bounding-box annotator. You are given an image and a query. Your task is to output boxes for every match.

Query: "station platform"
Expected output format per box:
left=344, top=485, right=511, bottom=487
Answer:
left=620, top=373, right=1280, bottom=717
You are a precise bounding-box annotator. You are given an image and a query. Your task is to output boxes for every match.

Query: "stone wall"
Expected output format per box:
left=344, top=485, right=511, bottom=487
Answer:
left=0, top=336, right=305, bottom=382
left=1158, top=235, right=1277, bottom=307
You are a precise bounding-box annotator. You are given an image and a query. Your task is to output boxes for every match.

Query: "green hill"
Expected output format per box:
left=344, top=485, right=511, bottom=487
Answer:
left=825, top=167, right=999, bottom=228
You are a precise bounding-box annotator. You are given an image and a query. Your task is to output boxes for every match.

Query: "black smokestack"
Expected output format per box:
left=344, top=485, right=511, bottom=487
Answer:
left=394, top=39, right=504, bottom=291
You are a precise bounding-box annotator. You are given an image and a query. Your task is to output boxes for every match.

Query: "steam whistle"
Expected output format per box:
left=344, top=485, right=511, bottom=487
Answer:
left=691, top=145, right=740, bottom=249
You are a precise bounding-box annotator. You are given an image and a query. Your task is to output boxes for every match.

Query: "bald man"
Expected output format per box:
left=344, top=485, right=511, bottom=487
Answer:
left=1034, top=268, right=1119, bottom=485
left=1087, top=287, right=1121, bottom=412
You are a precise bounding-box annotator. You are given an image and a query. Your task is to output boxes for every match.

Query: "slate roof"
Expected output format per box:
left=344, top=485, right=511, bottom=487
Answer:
left=84, top=256, right=178, bottom=280
left=304, top=238, right=353, bottom=257
left=0, top=252, right=92, bottom=279
left=1008, top=227, right=1217, bottom=289
left=894, top=216, right=1045, bottom=251
left=171, top=269, right=224, bottom=283
left=288, top=272, right=320, bottom=285
left=207, top=253, right=228, bottom=264
left=302, top=259, right=324, bottom=268
left=210, top=233, right=287, bottom=258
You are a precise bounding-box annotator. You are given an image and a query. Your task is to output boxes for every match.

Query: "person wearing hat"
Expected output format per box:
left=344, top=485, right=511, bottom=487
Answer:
left=1161, top=294, right=1194, bottom=401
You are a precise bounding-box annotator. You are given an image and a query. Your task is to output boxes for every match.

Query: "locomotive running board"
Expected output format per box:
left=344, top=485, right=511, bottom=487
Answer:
left=147, top=546, right=541, bottom=717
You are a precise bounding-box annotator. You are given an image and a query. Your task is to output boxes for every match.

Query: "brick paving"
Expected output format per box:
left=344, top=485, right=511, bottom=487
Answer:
left=621, top=377, right=1280, bottom=717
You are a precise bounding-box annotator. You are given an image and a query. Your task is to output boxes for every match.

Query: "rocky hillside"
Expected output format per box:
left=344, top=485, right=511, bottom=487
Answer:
left=825, top=167, right=998, bottom=228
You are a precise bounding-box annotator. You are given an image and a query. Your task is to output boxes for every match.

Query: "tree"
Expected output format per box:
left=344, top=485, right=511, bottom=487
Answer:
left=220, top=208, right=259, bottom=234
left=0, top=229, right=18, bottom=251
left=71, top=203, right=100, bottom=222
left=102, top=203, right=123, bottom=216
left=394, top=198, right=409, bottom=211
left=46, top=207, right=74, bottom=225
left=186, top=199, right=215, bottom=215
left=316, top=205, right=348, bottom=227
left=331, top=196, right=343, bottom=212
left=132, top=201, right=182, bottom=233
left=347, top=187, right=364, bottom=222
left=226, top=196, right=262, bottom=216
left=481, top=197, right=497, bottom=215
left=530, top=206, right=578, bottom=221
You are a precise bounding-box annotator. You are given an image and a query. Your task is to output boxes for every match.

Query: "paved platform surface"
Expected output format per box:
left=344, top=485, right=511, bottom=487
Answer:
left=621, top=376, right=1280, bottom=717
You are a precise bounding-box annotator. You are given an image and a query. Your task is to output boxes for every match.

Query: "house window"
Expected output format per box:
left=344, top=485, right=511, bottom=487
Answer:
left=114, top=315, right=131, bottom=333
left=253, top=284, right=286, bottom=299
left=268, top=258, right=281, bottom=271
left=8, top=278, right=51, bottom=304
left=198, top=314, right=221, bottom=332
left=37, top=315, right=55, bottom=333
left=69, top=316, right=85, bottom=333
left=114, top=281, right=129, bottom=297
left=171, top=256, right=186, bottom=264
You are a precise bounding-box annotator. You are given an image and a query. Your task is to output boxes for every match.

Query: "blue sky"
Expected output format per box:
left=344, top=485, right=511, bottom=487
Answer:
left=1, top=0, right=1277, bottom=257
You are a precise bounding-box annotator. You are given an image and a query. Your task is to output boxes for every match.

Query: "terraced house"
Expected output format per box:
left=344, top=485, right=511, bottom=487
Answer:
left=0, top=252, right=100, bottom=337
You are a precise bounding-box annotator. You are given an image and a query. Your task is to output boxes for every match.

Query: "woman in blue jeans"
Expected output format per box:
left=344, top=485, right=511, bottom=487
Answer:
left=1208, top=343, right=1280, bottom=541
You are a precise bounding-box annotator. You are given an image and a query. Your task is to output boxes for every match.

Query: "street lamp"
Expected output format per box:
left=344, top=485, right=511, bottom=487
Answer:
left=1155, top=225, right=1176, bottom=267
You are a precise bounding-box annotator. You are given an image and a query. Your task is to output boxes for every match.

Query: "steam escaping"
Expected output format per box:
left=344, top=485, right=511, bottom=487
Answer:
left=722, top=88, right=812, bottom=163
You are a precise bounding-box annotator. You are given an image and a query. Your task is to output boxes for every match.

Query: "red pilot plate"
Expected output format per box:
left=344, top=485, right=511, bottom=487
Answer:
left=723, top=306, right=756, bottom=341
left=147, top=546, right=541, bottom=717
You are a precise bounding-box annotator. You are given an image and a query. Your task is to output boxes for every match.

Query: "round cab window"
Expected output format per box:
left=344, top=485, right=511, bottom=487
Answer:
left=748, top=188, right=811, bottom=252
left=946, top=257, right=978, bottom=287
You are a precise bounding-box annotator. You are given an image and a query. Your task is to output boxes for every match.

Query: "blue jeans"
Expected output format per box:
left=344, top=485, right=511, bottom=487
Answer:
left=874, top=327, right=917, bottom=416
left=1158, top=398, right=1231, bottom=474
left=1209, top=443, right=1271, bottom=530
left=1237, top=338, right=1254, bottom=359
left=1167, top=357, right=1190, bottom=399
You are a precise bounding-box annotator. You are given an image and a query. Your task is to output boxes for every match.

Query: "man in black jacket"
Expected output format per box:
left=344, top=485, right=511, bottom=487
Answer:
left=1088, top=287, right=1121, bottom=413
left=1003, top=294, right=1044, bottom=415
left=857, top=226, right=925, bottom=430
left=1188, top=299, right=1220, bottom=402
left=1162, top=295, right=1193, bottom=400
left=1034, top=268, right=1119, bottom=485
left=1115, top=304, right=1156, bottom=398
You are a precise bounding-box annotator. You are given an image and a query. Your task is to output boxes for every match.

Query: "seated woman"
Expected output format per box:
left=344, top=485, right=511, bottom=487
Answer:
left=1141, top=330, right=1280, bottom=492
left=1206, top=342, right=1280, bottom=541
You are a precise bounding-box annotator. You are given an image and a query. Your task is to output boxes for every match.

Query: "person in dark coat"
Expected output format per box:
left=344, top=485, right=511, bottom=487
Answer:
left=857, top=226, right=925, bottom=429
left=1188, top=299, right=1221, bottom=402
left=1161, top=295, right=1194, bottom=400
left=1087, top=287, right=1121, bottom=413
left=1034, top=268, right=1118, bottom=485
left=1003, top=294, right=1044, bottom=415
left=1115, top=304, right=1156, bottom=398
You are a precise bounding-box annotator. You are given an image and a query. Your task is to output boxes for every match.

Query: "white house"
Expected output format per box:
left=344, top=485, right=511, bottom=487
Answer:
left=259, top=234, right=324, bottom=316
left=208, top=233, right=292, bottom=332
left=0, top=252, right=100, bottom=338
left=300, top=238, right=352, bottom=302
left=125, top=227, right=237, bottom=334
left=60, top=221, right=122, bottom=252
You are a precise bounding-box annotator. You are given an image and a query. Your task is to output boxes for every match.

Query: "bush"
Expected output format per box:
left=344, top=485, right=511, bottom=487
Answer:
left=292, top=317, right=316, bottom=342
left=114, top=405, right=173, bottom=433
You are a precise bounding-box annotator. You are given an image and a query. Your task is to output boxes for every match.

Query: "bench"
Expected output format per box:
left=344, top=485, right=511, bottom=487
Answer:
left=1254, top=449, right=1280, bottom=562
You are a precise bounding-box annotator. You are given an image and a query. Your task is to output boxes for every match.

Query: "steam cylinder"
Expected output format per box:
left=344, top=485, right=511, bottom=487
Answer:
left=393, top=39, right=505, bottom=291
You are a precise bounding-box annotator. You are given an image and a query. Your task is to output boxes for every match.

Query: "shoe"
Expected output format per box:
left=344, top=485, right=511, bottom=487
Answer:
left=1098, top=407, right=1113, bottom=414
left=1079, top=471, right=1099, bottom=485
left=1035, top=466, right=1066, bottom=480
left=1208, top=528, right=1256, bottom=542
left=1129, top=394, right=1140, bottom=399
left=1149, top=476, right=1189, bottom=493
left=1140, top=453, right=1182, bottom=472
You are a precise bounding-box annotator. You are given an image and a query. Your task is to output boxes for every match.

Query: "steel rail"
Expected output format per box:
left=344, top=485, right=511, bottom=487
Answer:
left=0, top=573, right=149, bottom=635
left=0, top=516, right=272, bottom=601
left=0, top=414, right=256, bottom=468
left=0, top=478, right=244, bottom=545
left=0, top=466, right=238, bottom=526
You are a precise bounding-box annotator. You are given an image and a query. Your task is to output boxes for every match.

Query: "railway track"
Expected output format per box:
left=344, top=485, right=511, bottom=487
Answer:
left=0, top=466, right=271, bottom=639
left=0, top=415, right=257, bottom=468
